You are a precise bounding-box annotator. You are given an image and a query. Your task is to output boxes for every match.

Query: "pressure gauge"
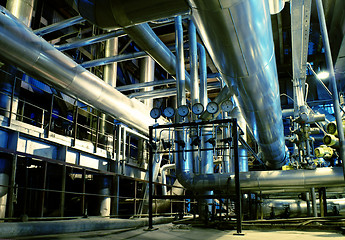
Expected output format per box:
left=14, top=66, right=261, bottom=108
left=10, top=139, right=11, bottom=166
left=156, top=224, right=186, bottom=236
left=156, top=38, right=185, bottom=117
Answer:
left=206, top=101, right=219, bottom=114
left=192, top=103, right=204, bottom=115
left=221, top=100, right=234, bottom=112
left=177, top=105, right=189, bottom=117
left=163, top=107, right=175, bottom=119
left=150, top=107, right=161, bottom=119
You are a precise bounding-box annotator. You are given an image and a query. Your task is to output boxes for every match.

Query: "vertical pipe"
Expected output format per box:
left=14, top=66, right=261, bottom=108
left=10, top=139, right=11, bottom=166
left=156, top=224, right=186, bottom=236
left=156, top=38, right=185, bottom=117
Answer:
left=316, top=0, right=345, bottom=178
left=94, top=115, right=100, bottom=153
left=6, top=0, right=35, bottom=27
left=100, top=36, right=118, bottom=138
left=189, top=20, right=199, bottom=107
left=81, top=169, right=86, bottom=216
left=233, top=119, right=242, bottom=234
left=7, top=155, right=17, bottom=218
left=148, top=126, right=153, bottom=229
left=72, top=106, right=78, bottom=146
left=47, top=94, right=54, bottom=137
left=60, top=165, right=66, bottom=217
left=115, top=125, right=122, bottom=174
left=175, top=16, right=186, bottom=107
left=197, top=43, right=207, bottom=108
left=140, top=57, right=155, bottom=108
left=40, top=161, right=47, bottom=217
left=121, top=128, right=127, bottom=175
left=311, top=187, right=318, bottom=217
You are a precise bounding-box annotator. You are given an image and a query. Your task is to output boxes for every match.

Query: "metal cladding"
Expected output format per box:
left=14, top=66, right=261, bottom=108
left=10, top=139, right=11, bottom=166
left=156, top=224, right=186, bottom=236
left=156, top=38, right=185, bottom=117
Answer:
left=180, top=167, right=345, bottom=192
left=188, top=0, right=286, bottom=169
left=76, top=0, right=189, bottom=30
left=0, top=7, right=165, bottom=134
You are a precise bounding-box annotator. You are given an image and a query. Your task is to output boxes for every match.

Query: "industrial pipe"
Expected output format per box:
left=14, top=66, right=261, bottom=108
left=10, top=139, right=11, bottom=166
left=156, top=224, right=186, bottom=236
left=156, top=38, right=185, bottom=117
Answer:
left=188, top=0, right=286, bottom=169
left=316, top=0, right=345, bottom=178
left=0, top=7, right=165, bottom=134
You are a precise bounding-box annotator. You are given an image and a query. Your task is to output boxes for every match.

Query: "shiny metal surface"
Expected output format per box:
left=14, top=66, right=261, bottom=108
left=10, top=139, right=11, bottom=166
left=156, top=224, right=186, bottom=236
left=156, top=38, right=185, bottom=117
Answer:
left=0, top=7, right=165, bottom=134
left=104, top=36, right=118, bottom=87
left=175, top=16, right=186, bottom=107
left=140, top=57, right=155, bottom=107
left=198, top=43, right=207, bottom=108
left=33, top=16, right=85, bottom=36
left=268, top=0, right=285, bottom=14
left=316, top=0, right=345, bottom=177
left=124, top=23, right=191, bottom=91
left=81, top=51, right=147, bottom=68
left=182, top=167, right=345, bottom=191
left=188, top=0, right=286, bottom=168
left=6, top=0, right=34, bottom=27
left=76, top=0, right=189, bottom=30
left=56, top=30, right=126, bottom=51
left=189, top=21, right=199, bottom=107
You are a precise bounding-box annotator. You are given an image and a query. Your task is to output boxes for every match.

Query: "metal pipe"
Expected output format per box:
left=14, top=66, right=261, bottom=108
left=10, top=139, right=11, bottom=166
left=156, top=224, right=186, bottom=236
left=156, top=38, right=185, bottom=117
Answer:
left=189, top=0, right=286, bottom=169
left=56, top=30, right=126, bottom=51
left=81, top=51, right=147, bottom=68
left=0, top=7, right=165, bottom=135
left=311, top=187, right=318, bottom=217
left=189, top=20, right=199, bottom=107
left=198, top=43, right=207, bottom=108
left=124, top=23, right=191, bottom=91
left=268, top=0, right=285, bottom=14
left=160, top=164, right=175, bottom=196
left=139, top=57, right=155, bottom=107
left=33, top=16, right=85, bottom=36
left=180, top=167, right=345, bottom=192
left=175, top=16, right=186, bottom=107
left=6, top=0, right=34, bottom=27
left=316, top=0, right=345, bottom=178
left=76, top=0, right=189, bottom=30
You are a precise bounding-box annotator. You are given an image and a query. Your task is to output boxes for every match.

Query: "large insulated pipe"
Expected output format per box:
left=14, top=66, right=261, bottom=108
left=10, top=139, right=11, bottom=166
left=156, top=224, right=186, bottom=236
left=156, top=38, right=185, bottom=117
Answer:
left=180, top=167, right=345, bottom=192
left=76, top=0, right=189, bottom=30
left=139, top=57, right=155, bottom=108
left=124, top=23, right=191, bottom=91
left=188, top=0, right=286, bottom=169
left=0, top=7, right=165, bottom=134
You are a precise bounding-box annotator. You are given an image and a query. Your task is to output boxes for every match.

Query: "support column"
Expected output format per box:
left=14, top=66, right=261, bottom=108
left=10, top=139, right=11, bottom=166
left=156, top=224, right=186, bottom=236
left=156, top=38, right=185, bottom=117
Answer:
left=140, top=57, right=155, bottom=108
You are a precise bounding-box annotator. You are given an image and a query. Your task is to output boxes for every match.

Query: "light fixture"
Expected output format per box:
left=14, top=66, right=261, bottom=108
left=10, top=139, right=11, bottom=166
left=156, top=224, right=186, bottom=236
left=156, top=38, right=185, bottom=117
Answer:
left=317, top=71, right=329, bottom=80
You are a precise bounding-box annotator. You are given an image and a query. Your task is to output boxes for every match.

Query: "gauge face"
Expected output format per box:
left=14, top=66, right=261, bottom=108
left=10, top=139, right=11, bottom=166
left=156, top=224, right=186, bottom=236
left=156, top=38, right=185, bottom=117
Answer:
left=192, top=103, right=204, bottom=115
left=163, top=107, right=175, bottom=119
left=221, top=100, right=233, bottom=112
left=177, top=105, right=189, bottom=117
left=150, top=107, right=161, bottom=119
left=206, top=101, right=219, bottom=114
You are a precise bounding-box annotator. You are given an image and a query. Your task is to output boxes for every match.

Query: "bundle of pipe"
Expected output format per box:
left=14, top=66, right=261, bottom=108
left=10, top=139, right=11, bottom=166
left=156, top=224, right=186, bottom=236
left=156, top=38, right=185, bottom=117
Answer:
left=75, top=0, right=286, bottom=169
left=187, top=0, right=286, bottom=169
left=0, top=7, right=166, bottom=135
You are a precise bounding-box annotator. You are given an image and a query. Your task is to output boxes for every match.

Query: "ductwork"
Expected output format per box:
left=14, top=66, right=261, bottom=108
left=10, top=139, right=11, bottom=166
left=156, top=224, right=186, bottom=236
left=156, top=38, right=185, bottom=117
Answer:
left=76, top=0, right=189, bottom=30
left=0, top=7, right=165, bottom=134
left=187, top=0, right=286, bottom=169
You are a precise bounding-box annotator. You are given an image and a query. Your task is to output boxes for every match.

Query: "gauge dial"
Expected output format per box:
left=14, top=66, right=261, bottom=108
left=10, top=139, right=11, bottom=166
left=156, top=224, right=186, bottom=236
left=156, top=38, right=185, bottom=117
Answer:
left=150, top=107, right=161, bottom=119
left=206, top=101, right=219, bottom=114
left=221, top=100, right=234, bottom=112
left=177, top=105, right=189, bottom=117
left=192, top=103, right=204, bottom=115
left=163, top=107, right=175, bottom=119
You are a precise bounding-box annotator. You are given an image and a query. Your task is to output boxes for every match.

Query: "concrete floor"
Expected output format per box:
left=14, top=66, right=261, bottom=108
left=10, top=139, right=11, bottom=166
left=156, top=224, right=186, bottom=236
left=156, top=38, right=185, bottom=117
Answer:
left=15, top=223, right=345, bottom=240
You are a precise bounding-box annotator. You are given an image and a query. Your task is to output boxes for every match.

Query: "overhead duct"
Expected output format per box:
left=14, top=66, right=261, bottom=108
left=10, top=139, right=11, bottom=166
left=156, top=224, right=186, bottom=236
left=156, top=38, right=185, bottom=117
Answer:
left=75, top=0, right=189, bottom=30
left=187, top=0, right=286, bottom=169
left=0, top=7, right=165, bottom=134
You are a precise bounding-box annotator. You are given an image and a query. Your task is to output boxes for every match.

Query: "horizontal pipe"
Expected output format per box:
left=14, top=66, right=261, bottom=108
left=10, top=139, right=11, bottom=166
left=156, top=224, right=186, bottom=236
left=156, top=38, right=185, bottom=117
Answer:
left=56, top=30, right=126, bottom=51
left=81, top=51, right=147, bottom=68
left=0, top=7, right=165, bottom=134
left=177, top=167, right=345, bottom=192
left=33, top=16, right=86, bottom=36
